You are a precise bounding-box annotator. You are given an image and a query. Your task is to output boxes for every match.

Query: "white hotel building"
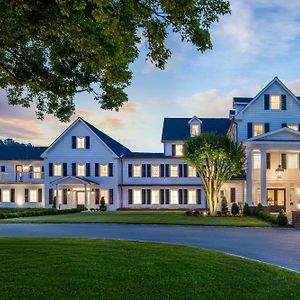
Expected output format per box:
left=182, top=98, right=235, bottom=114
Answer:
left=1, top=77, right=300, bottom=212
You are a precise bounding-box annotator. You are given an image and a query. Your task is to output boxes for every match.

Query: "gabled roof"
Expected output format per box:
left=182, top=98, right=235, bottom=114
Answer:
left=233, top=97, right=253, bottom=104
left=80, top=119, right=131, bottom=156
left=0, top=146, right=47, bottom=160
left=51, top=176, right=99, bottom=185
left=161, top=118, right=231, bottom=141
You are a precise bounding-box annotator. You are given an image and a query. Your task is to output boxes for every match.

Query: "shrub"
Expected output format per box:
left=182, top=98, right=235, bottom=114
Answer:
left=193, top=210, right=200, bottom=216
left=258, top=210, right=277, bottom=224
left=221, top=196, right=228, bottom=215
left=277, top=209, right=288, bottom=226
left=256, top=203, right=264, bottom=215
left=231, top=203, right=239, bottom=216
left=100, top=197, right=107, bottom=211
left=184, top=210, right=193, bottom=216
left=243, top=203, right=250, bottom=216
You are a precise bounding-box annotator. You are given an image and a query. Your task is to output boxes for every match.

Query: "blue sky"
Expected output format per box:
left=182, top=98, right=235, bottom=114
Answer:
left=1, top=0, right=300, bottom=152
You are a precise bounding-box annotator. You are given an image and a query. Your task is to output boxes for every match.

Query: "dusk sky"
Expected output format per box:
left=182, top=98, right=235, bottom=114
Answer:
left=1, top=0, right=300, bottom=152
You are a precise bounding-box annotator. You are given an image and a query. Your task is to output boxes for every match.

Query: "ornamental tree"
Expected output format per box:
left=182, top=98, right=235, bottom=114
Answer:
left=0, top=0, right=230, bottom=121
left=184, top=133, right=245, bottom=215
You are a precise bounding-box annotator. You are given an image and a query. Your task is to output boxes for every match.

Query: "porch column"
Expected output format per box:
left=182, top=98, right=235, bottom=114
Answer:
left=246, top=147, right=253, bottom=206
left=88, top=184, right=91, bottom=210
left=260, top=150, right=267, bottom=207
left=56, top=184, right=59, bottom=210
left=84, top=184, right=88, bottom=209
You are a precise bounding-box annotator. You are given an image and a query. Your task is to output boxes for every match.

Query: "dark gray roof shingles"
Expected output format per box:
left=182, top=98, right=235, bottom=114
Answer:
left=0, top=146, right=47, bottom=160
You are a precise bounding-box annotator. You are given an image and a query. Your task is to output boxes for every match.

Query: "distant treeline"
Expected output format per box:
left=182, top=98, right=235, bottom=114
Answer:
left=0, top=138, right=33, bottom=147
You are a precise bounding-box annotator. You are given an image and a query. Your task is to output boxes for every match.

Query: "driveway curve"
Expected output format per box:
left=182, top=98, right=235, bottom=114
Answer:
left=0, top=223, right=300, bottom=272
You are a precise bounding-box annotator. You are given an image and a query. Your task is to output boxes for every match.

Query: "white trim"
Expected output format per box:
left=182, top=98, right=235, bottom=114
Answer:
left=188, top=116, right=202, bottom=125
left=247, top=127, right=300, bottom=142
left=51, top=175, right=97, bottom=185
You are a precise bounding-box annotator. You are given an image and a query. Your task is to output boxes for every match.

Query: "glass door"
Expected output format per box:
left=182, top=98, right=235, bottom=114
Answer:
left=15, top=165, right=23, bottom=182
left=267, top=189, right=286, bottom=212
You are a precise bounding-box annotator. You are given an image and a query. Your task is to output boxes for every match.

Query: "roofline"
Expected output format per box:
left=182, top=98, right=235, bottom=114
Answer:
left=247, top=127, right=300, bottom=142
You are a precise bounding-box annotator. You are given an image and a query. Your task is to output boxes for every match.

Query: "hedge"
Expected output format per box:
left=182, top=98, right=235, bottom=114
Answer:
left=258, top=210, right=277, bottom=224
left=0, top=208, right=83, bottom=219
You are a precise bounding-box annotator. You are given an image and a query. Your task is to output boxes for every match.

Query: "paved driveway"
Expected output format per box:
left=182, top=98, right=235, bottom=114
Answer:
left=1, top=223, right=300, bottom=272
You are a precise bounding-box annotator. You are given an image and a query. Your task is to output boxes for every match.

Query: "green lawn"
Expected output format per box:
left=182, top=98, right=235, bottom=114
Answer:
left=0, top=238, right=299, bottom=299
left=0, top=210, right=269, bottom=226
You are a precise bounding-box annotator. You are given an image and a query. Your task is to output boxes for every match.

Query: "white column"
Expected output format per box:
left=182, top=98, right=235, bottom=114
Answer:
left=84, top=184, right=88, bottom=209
left=260, top=149, right=267, bottom=207
left=56, top=184, right=59, bottom=210
left=246, top=147, right=253, bottom=206
left=88, top=184, right=91, bottom=210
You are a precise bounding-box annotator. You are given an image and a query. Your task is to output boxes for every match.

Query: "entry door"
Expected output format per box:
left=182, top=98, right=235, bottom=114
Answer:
left=267, top=189, right=285, bottom=211
left=16, top=165, right=23, bottom=182
left=76, top=191, right=85, bottom=206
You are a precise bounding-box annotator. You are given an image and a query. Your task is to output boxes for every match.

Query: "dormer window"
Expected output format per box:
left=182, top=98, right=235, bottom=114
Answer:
left=76, top=137, right=85, bottom=149
left=270, top=95, right=281, bottom=110
left=191, top=124, right=200, bottom=137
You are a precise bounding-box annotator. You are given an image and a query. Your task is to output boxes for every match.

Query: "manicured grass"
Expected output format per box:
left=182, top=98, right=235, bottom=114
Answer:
left=0, top=238, right=299, bottom=299
left=0, top=210, right=269, bottom=226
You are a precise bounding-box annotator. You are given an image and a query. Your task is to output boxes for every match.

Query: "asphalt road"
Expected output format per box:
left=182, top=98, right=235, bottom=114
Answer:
left=0, top=223, right=300, bottom=272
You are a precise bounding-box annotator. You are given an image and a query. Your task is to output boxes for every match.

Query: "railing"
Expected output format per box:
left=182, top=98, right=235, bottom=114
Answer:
left=0, top=172, right=44, bottom=183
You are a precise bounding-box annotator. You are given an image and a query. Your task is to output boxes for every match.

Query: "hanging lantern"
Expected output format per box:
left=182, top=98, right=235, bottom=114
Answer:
left=275, top=164, right=284, bottom=179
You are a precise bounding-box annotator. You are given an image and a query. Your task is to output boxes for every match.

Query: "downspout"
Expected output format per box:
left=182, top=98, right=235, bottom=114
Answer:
left=120, top=154, right=124, bottom=209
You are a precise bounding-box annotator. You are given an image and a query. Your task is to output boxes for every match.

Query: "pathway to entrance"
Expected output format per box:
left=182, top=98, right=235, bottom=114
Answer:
left=1, top=223, right=300, bottom=272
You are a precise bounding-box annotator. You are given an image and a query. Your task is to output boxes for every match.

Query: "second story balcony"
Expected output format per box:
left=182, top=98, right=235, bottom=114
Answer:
left=0, top=171, right=44, bottom=183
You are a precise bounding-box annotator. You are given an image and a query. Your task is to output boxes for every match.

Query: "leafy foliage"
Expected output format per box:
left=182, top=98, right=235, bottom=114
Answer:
left=242, top=203, right=250, bottom=216
left=221, top=196, right=228, bottom=214
left=100, top=196, right=107, bottom=211
left=0, top=0, right=230, bottom=121
left=231, top=203, right=239, bottom=216
left=256, top=203, right=264, bottom=215
left=0, top=138, right=32, bottom=147
left=277, top=209, right=288, bottom=226
left=184, top=133, right=246, bottom=214
left=258, top=210, right=277, bottom=224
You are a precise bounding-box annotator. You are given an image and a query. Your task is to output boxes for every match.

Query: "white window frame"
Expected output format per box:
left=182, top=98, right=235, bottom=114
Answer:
left=287, top=153, right=298, bottom=169
left=188, top=165, right=197, bottom=177
left=270, top=95, right=281, bottom=110
left=77, top=163, right=85, bottom=176
left=100, top=189, right=108, bottom=203
left=33, top=166, right=42, bottom=179
left=170, top=165, right=178, bottom=177
left=191, top=124, right=200, bottom=137
left=100, top=164, right=108, bottom=176
left=151, top=190, right=159, bottom=204
left=253, top=123, right=264, bottom=137
left=53, top=163, right=62, bottom=177
left=76, top=137, right=86, bottom=149
left=133, top=165, right=141, bottom=177
left=253, top=153, right=261, bottom=169
left=175, top=144, right=183, bottom=156
left=29, top=189, right=38, bottom=203
left=2, top=189, right=10, bottom=202
left=188, top=190, right=197, bottom=204
left=151, top=165, right=160, bottom=177
left=170, top=189, right=178, bottom=204
left=133, top=189, right=142, bottom=204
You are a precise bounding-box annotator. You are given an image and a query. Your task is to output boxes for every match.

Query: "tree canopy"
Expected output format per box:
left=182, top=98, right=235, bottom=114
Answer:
left=0, top=138, right=32, bottom=147
left=0, top=0, right=230, bottom=121
left=184, top=133, right=245, bottom=215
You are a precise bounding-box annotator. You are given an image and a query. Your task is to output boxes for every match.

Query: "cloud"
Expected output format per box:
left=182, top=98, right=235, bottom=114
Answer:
left=119, top=102, right=140, bottom=113
left=285, top=79, right=300, bottom=96
left=97, top=115, right=125, bottom=131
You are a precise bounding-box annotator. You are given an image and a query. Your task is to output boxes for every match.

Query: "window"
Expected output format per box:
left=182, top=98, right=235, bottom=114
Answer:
left=2, top=190, right=10, bottom=202
left=170, top=190, right=178, bottom=204
left=191, top=124, right=200, bottom=137
left=288, top=124, right=298, bottom=131
left=133, top=190, right=142, bottom=204
left=76, top=137, right=85, bottom=149
left=151, top=165, right=160, bottom=177
left=151, top=190, right=159, bottom=204
left=133, top=165, right=141, bottom=177
left=100, top=164, right=108, bottom=176
left=270, top=95, right=281, bottom=110
left=287, top=154, right=298, bottom=169
left=77, top=164, right=85, bottom=176
left=53, top=163, right=62, bottom=176
left=253, top=124, right=264, bottom=137
left=188, top=190, right=196, bottom=204
left=29, top=190, right=38, bottom=203
left=188, top=165, right=197, bottom=177
left=170, top=165, right=178, bottom=177
left=175, top=144, right=183, bottom=156
left=253, top=153, right=261, bottom=169
left=33, top=166, right=41, bottom=179
left=100, top=189, right=108, bottom=203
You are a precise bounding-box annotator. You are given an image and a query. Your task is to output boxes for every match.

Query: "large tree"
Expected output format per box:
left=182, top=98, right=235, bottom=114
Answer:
left=184, top=133, right=245, bottom=215
left=0, top=0, right=230, bottom=121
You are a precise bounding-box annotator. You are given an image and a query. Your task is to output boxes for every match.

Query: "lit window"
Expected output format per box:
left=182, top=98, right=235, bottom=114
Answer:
left=287, top=154, right=298, bottom=169
left=133, top=190, right=141, bottom=204
left=175, top=145, right=183, bottom=156
left=170, top=165, right=178, bottom=177
left=188, top=165, right=197, bottom=177
left=54, top=163, right=62, bottom=176
left=188, top=190, right=197, bottom=204
left=151, top=165, right=160, bottom=177
left=270, top=95, right=281, bottom=110
left=29, top=190, right=37, bottom=203
left=76, top=137, right=85, bottom=149
left=151, top=190, right=159, bottom=204
left=77, top=164, right=85, bottom=176
left=100, top=189, right=108, bottom=203
left=33, top=166, right=41, bottom=179
left=2, top=190, right=10, bottom=202
left=253, top=124, right=264, bottom=137
left=133, top=165, right=141, bottom=177
left=253, top=153, right=261, bottom=169
left=170, top=190, right=178, bottom=204
left=288, top=124, right=298, bottom=131
left=100, top=164, right=108, bottom=176
left=191, top=124, right=200, bottom=137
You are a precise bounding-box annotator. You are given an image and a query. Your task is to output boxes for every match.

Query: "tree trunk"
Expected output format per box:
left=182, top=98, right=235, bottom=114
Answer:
left=206, top=188, right=219, bottom=216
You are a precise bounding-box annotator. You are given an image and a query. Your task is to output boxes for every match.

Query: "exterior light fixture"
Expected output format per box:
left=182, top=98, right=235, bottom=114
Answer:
left=296, top=203, right=300, bottom=210
left=275, top=165, right=284, bottom=179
